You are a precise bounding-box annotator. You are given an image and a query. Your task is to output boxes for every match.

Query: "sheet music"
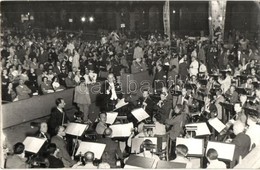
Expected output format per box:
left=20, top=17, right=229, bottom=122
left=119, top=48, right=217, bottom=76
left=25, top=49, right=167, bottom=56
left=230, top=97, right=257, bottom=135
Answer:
left=206, top=141, right=235, bottom=161
left=65, top=123, right=89, bottom=136
left=106, top=112, right=118, bottom=124
left=110, top=122, right=134, bottom=137
left=23, top=137, right=46, bottom=153
left=208, top=118, right=226, bottom=133
left=76, top=142, right=106, bottom=159
left=131, top=108, right=150, bottom=122
left=185, top=122, right=211, bottom=136
left=176, top=137, right=204, bottom=156
left=115, top=98, right=128, bottom=109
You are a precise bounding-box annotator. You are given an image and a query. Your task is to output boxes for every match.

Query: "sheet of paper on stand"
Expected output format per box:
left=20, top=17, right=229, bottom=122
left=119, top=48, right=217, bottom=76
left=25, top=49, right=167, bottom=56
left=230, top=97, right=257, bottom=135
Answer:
left=156, top=160, right=187, bottom=169
left=125, top=155, right=155, bottom=168
left=106, top=112, right=118, bottom=124
left=176, top=137, right=204, bottom=156
left=131, top=137, right=157, bottom=153
left=115, top=98, right=128, bottom=109
left=131, top=108, right=150, bottom=122
left=65, top=123, right=89, bottom=136
left=185, top=122, right=211, bottom=136
left=208, top=117, right=226, bottom=133
left=206, top=141, right=235, bottom=161
left=110, top=122, right=134, bottom=137
left=75, top=142, right=106, bottom=159
left=23, top=137, right=46, bottom=154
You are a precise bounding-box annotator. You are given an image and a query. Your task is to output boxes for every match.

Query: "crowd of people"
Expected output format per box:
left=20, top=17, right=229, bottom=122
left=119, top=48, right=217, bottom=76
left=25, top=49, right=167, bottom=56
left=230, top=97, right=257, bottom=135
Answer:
left=2, top=25, right=260, bottom=169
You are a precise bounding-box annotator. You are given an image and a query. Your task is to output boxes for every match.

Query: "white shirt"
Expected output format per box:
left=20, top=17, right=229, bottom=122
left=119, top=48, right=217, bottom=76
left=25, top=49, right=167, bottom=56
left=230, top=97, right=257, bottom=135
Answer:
left=199, top=64, right=207, bottom=73
left=189, top=60, right=199, bottom=76
left=207, top=160, right=226, bottom=169
left=246, top=123, right=260, bottom=149
left=108, top=82, right=117, bottom=100
left=218, top=75, right=231, bottom=93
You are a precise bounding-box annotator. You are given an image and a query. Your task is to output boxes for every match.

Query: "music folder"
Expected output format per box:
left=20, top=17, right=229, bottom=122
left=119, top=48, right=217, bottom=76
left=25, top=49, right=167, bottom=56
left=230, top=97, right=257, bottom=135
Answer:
left=206, top=141, right=235, bottom=161
left=23, top=137, right=46, bottom=154
left=65, top=123, right=89, bottom=136
left=114, top=98, right=128, bottom=110
left=106, top=112, right=118, bottom=124
left=156, top=160, right=187, bottom=169
left=176, top=137, right=204, bottom=157
left=185, top=122, right=211, bottom=136
left=109, top=122, right=134, bottom=137
left=208, top=117, right=226, bottom=133
left=75, top=142, right=106, bottom=159
left=125, top=155, right=155, bottom=168
left=131, top=108, right=150, bottom=122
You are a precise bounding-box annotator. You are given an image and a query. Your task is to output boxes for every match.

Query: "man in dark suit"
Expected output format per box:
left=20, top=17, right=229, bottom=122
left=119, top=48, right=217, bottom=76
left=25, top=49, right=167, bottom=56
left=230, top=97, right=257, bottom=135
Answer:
left=153, top=64, right=167, bottom=92
left=48, top=98, right=69, bottom=137
left=225, top=85, right=239, bottom=104
left=155, top=92, right=172, bottom=123
left=172, top=88, right=190, bottom=114
left=231, top=120, right=251, bottom=167
left=35, top=122, right=51, bottom=142
left=51, top=126, right=76, bottom=167
left=97, top=128, right=123, bottom=168
left=101, top=73, right=123, bottom=111
left=138, top=89, right=154, bottom=117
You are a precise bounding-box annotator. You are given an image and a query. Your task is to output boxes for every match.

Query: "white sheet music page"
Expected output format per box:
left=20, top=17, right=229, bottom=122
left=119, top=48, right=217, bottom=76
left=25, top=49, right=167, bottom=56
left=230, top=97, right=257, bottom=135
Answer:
left=110, top=122, right=134, bottom=137
left=208, top=117, right=226, bottom=133
left=76, top=142, right=106, bottom=159
left=206, top=141, right=235, bottom=161
left=131, top=108, right=150, bottom=122
left=65, top=123, right=89, bottom=136
left=23, top=137, right=46, bottom=153
left=106, top=112, right=118, bottom=124
left=115, top=98, right=128, bottom=109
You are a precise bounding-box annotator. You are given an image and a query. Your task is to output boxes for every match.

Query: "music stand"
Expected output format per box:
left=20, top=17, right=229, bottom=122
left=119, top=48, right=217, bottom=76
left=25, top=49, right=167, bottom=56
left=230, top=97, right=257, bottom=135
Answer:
left=220, top=102, right=235, bottom=123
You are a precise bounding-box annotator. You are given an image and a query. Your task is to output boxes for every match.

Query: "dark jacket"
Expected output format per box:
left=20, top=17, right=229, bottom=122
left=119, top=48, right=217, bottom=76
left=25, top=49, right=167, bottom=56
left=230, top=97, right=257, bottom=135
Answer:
left=48, top=108, right=69, bottom=137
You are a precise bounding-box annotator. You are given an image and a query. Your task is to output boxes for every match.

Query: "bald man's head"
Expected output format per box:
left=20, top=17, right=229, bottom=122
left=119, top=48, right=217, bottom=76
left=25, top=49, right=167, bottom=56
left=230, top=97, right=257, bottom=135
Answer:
left=84, top=151, right=94, bottom=162
left=104, top=127, right=112, bottom=137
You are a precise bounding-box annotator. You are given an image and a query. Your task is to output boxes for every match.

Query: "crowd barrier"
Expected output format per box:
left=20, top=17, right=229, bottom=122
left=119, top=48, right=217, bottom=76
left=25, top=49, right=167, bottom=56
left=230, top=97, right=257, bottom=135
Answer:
left=2, top=71, right=153, bottom=129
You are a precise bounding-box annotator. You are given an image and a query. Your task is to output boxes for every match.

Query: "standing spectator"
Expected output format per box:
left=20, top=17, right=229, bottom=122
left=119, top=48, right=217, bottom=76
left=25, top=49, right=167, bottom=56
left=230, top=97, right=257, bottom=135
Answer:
left=133, top=43, right=144, bottom=60
left=189, top=56, right=199, bottom=77
left=74, top=77, right=91, bottom=122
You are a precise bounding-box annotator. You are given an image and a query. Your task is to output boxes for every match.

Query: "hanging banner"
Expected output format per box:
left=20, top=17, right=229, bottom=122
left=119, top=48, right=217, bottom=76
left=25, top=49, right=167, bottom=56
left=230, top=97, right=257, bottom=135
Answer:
left=209, top=0, right=227, bottom=43
left=163, top=0, right=171, bottom=38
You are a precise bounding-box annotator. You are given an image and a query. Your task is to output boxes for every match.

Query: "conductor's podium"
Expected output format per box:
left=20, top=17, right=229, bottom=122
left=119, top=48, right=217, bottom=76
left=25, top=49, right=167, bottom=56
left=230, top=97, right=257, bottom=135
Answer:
left=2, top=71, right=152, bottom=129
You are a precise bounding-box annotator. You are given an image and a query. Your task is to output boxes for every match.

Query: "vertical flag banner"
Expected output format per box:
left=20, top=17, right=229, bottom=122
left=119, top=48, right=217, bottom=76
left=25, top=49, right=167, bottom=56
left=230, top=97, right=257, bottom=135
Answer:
left=209, top=0, right=227, bottom=43
left=163, top=0, right=171, bottom=38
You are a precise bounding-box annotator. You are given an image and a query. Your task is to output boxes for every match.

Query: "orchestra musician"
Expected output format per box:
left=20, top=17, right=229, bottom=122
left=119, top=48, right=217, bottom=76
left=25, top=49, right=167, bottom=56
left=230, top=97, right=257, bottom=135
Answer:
left=155, top=92, right=172, bottom=123
left=224, top=85, right=239, bottom=104
left=138, top=89, right=154, bottom=117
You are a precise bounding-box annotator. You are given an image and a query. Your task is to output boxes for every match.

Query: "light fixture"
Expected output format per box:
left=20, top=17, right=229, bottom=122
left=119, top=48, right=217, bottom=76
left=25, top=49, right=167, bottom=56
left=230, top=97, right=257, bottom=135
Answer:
left=89, top=16, right=94, bottom=22
left=69, top=18, right=73, bottom=23
left=172, top=10, right=176, bottom=14
left=81, top=17, right=86, bottom=22
left=219, top=16, right=222, bottom=21
left=208, top=16, right=212, bottom=20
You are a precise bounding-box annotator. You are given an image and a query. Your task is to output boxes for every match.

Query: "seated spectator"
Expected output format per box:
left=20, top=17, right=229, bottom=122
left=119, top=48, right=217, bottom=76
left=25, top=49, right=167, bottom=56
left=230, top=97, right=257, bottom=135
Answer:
left=30, top=57, right=39, bottom=70
left=20, top=69, right=29, bottom=82
left=74, top=70, right=82, bottom=85
left=46, top=143, right=65, bottom=168
left=170, top=144, right=192, bottom=168
left=46, top=69, right=55, bottom=82
left=41, top=76, right=54, bottom=94
left=65, top=71, right=76, bottom=88
left=206, top=148, right=226, bottom=168
left=16, top=79, right=32, bottom=100
left=5, top=142, right=29, bottom=168
left=95, top=113, right=108, bottom=135
left=52, top=76, right=65, bottom=92
left=3, top=82, right=17, bottom=102
left=28, top=68, right=38, bottom=93
left=131, top=57, right=147, bottom=74
left=72, top=151, right=97, bottom=169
